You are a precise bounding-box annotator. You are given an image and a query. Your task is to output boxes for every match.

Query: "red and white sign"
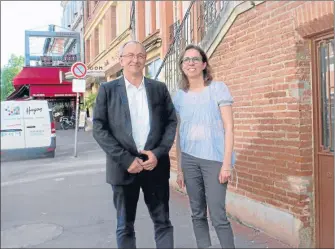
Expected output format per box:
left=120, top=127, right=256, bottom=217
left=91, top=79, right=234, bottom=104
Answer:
left=71, top=62, right=87, bottom=79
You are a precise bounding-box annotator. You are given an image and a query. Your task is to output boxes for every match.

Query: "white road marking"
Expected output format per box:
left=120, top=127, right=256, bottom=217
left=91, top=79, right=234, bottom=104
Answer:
left=1, top=168, right=105, bottom=187
left=26, top=159, right=105, bottom=175
left=56, top=148, right=101, bottom=156
left=57, top=141, right=98, bottom=148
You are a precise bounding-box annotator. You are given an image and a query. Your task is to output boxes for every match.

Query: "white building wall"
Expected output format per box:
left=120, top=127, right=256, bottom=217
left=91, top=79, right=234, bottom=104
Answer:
left=61, top=0, right=85, bottom=62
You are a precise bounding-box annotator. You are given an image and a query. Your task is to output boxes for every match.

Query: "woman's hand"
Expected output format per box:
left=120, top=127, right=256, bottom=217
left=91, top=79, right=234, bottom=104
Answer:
left=176, top=172, right=185, bottom=189
left=219, top=165, right=232, bottom=184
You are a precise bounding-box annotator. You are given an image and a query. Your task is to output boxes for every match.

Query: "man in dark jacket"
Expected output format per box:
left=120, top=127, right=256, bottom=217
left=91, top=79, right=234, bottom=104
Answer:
left=93, top=40, right=177, bottom=248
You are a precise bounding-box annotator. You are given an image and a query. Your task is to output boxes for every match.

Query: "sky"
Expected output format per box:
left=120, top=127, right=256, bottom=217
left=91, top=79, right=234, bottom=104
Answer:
left=1, top=1, right=63, bottom=67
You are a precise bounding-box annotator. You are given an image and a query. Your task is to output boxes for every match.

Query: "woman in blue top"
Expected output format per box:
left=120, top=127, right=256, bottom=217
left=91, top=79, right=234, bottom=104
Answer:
left=173, top=44, right=235, bottom=248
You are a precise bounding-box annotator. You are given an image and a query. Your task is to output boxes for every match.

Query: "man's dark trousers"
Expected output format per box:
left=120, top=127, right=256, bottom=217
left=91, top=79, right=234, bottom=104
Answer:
left=112, top=172, right=173, bottom=249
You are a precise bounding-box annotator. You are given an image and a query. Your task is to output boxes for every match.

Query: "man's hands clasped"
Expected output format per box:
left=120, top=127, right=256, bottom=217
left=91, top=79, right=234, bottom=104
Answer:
left=127, top=150, right=158, bottom=174
left=140, top=150, right=158, bottom=171
left=127, top=157, right=144, bottom=174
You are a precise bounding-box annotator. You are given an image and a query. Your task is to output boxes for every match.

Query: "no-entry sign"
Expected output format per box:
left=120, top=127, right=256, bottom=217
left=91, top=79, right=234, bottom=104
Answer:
left=71, top=62, right=87, bottom=79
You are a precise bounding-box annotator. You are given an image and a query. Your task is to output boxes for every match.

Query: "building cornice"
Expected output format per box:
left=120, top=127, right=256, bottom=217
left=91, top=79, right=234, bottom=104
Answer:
left=142, top=30, right=160, bottom=47
left=142, top=30, right=162, bottom=57
left=87, top=29, right=131, bottom=68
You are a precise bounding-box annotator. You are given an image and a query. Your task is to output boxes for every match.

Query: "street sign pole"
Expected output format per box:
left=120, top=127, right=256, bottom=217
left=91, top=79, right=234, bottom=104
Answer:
left=74, top=92, right=80, bottom=157
left=334, top=67, right=335, bottom=249
left=71, top=62, right=88, bottom=158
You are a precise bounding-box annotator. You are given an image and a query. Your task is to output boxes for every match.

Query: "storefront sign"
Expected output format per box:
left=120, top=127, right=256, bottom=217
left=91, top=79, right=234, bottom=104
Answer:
left=40, top=56, right=53, bottom=66
left=54, top=94, right=77, bottom=97
left=88, top=66, right=104, bottom=70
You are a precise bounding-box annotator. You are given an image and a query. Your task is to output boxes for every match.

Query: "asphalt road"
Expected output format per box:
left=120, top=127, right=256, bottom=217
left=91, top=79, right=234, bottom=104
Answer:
left=0, top=130, right=208, bottom=248
left=1, top=130, right=288, bottom=248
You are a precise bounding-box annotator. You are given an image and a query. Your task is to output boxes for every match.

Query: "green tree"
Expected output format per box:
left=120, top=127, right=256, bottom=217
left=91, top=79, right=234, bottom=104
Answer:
left=1, top=54, right=25, bottom=101
left=82, top=92, right=97, bottom=111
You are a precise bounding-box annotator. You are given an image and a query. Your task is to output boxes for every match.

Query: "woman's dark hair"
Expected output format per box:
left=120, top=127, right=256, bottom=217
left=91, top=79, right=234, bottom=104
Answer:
left=178, top=44, right=213, bottom=91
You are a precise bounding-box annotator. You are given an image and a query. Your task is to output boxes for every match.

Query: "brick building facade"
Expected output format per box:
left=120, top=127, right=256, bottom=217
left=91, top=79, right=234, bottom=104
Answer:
left=82, top=0, right=333, bottom=247
left=168, top=1, right=334, bottom=248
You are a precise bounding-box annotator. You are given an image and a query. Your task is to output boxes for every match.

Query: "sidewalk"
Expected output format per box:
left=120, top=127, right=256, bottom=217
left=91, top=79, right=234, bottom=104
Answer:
left=62, top=130, right=290, bottom=248
left=169, top=173, right=290, bottom=248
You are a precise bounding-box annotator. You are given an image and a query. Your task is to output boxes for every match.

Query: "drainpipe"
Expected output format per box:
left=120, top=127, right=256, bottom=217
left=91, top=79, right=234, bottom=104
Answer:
left=334, top=75, right=335, bottom=249
left=131, top=0, right=136, bottom=40
left=174, top=0, right=178, bottom=29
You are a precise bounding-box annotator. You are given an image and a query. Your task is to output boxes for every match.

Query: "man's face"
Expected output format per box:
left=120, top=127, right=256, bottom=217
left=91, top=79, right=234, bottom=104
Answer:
left=119, top=43, right=146, bottom=75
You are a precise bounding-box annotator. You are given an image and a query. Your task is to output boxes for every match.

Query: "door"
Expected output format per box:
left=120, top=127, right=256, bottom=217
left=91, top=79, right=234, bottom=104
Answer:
left=0, top=101, right=25, bottom=150
left=313, top=34, right=334, bottom=249
left=23, top=101, right=52, bottom=148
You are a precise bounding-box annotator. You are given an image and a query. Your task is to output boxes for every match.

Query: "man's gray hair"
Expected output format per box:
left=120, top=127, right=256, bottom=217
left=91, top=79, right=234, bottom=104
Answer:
left=119, top=40, right=146, bottom=57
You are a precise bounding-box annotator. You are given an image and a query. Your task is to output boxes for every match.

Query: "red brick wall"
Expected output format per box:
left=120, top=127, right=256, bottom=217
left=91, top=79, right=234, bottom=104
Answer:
left=169, top=0, right=334, bottom=229
left=208, top=1, right=334, bottom=227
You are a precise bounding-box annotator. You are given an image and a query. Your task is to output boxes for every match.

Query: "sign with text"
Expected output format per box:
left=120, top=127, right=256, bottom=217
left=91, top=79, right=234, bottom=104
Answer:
left=79, top=111, right=86, bottom=128
left=72, top=79, right=86, bottom=93
left=40, top=56, right=52, bottom=66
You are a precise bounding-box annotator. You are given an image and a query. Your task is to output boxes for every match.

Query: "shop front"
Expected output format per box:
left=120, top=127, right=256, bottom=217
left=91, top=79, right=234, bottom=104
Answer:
left=6, top=26, right=84, bottom=129
left=11, top=66, right=82, bottom=129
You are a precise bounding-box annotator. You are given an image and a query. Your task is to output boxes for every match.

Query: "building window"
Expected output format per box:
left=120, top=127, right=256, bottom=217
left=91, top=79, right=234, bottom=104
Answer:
left=145, top=1, right=151, bottom=37
left=85, top=38, right=91, bottom=63
left=156, top=1, right=160, bottom=30
left=318, top=38, right=334, bottom=152
left=146, top=58, right=162, bottom=79
left=99, top=20, right=105, bottom=54
left=110, top=6, right=116, bottom=41
left=94, top=27, right=99, bottom=58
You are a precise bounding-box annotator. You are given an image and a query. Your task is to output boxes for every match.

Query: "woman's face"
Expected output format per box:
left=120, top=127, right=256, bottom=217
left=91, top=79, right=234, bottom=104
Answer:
left=181, top=49, right=207, bottom=79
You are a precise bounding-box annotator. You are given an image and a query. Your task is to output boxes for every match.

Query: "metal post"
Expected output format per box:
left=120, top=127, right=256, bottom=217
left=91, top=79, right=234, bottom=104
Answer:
left=334, top=69, right=335, bottom=249
left=24, top=31, right=30, bottom=66
left=334, top=78, right=335, bottom=249
left=74, top=92, right=80, bottom=157
left=131, top=0, right=136, bottom=40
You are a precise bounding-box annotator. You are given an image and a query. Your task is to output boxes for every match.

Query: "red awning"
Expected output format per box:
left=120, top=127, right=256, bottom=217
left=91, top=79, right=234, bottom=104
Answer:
left=11, top=67, right=83, bottom=98
left=30, top=84, right=81, bottom=97
left=13, top=67, right=71, bottom=88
